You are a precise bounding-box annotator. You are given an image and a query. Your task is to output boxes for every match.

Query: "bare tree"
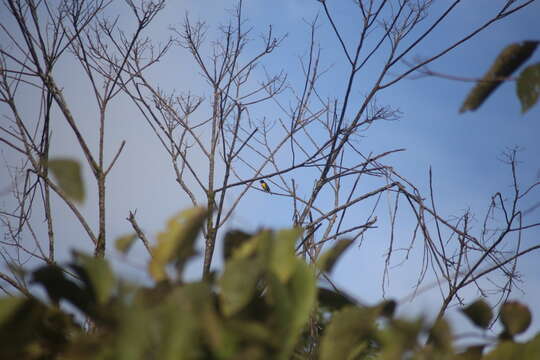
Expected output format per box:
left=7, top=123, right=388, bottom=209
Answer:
left=1, top=0, right=539, bottom=333
left=0, top=0, right=165, bottom=291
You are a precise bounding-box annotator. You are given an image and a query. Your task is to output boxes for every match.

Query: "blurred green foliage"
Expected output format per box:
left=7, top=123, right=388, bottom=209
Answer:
left=46, top=158, right=86, bottom=203
left=0, top=208, right=539, bottom=359
left=460, top=41, right=540, bottom=114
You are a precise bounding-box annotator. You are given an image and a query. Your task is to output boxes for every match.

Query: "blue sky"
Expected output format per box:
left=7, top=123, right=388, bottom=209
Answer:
left=1, top=0, right=540, bottom=345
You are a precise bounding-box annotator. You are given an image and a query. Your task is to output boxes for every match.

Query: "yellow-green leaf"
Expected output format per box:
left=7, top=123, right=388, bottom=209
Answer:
left=500, top=301, right=532, bottom=337
left=318, top=287, right=358, bottom=311
left=429, top=318, right=453, bottom=353
left=0, top=297, right=24, bottom=327
left=381, top=318, right=423, bottom=358
left=219, top=258, right=263, bottom=317
left=76, top=253, right=115, bottom=305
left=47, top=158, right=85, bottom=203
left=517, top=62, right=540, bottom=113
left=462, top=299, right=493, bottom=329
left=279, top=260, right=316, bottom=357
left=375, top=299, right=397, bottom=318
left=485, top=333, right=540, bottom=359
left=234, top=230, right=269, bottom=260
left=484, top=340, right=524, bottom=360
left=460, top=41, right=539, bottom=113
left=115, top=233, right=138, bottom=254
left=320, top=306, right=379, bottom=360
left=317, top=238, right=354, bottom=274
left=148, top=207, right=208, bottom=282
left=456, top=345, right=484, bottom=360
left=269, top=228, right=302, bottom=282
left=223, top=230, right=252, bottom=261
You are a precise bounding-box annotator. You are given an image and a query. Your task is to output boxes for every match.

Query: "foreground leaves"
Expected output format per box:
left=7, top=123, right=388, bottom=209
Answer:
left=500, top=301, right=532, bottom=339
left=320, top=306, right=378, bottom=360
left=517, top=63, right=540, bottom=112
left=115, top=233, right=138, bottom=254
left=462, top=299, right=493, bottom=329
left=46, top=158, right=85, bottom=203
left=460, top=41, right=539, bottom=113
left=148, top=207, right=208, bottom=282
left=1, top=207, right=540, bottom=359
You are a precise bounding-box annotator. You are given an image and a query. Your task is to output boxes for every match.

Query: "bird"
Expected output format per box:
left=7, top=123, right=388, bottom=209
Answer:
left=259, top=180, right=271, bottom=193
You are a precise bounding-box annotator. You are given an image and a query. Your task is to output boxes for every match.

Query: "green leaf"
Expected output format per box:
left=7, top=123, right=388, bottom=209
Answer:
left=500, top=301, right=532, bottom=337
left=155, top=283, right=214, bottom=360
left=235, top=230, right=270, bottom=260
left=265, top=270, right=291, bottom=327
left=32, top=265, right=90, bottom=312
left=46, top=158, right=85, bottom=203
left=379, top=318, right=423, bottom=359
left=320, top=306, right=378, bottom=360
left=461, top=299, right=493, bottom=329
left=460, top=41, right=539, bottom=113
left=110, top=302, right=150, bottom=360
left=259, top=262, right=316, bottom=360
left=484, top=333, right=540, bottom=360
left=219, top=257, right=263, bottom=317
left=279, top=261, right=316, bottom=357
left=428, top=318, right=453, bottom=353
left=456, top=345, right=485, bottom=360
left=148, top=207, right=208, bottom=282
left=317, top=239, right=354, bottom=274
left=269, top=228, right=302, bottom=282
left=0, top=297, right=24, bottom=327
left=517, top=62, right=540, bottom=112
left=375, top=299, right=397, bottom=318
left=484, top=340, right=524, bottom=360
left=115, top=233, right=138, bottom=254
left=318, top=287, right=358, bottom=311
left=523, top=333, right=540, bottom=359
left=223, top=230, right=252, bottom=261
left=74, top=253, right=115, bottom=305
left=0, top=299, right=56, bottom=359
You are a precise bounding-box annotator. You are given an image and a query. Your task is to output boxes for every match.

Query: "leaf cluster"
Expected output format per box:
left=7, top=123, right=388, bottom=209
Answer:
left=0, top=208, right=539, bottom=359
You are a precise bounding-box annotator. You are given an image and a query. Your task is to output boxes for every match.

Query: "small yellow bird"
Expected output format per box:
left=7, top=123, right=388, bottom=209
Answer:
left=260, top=180, right=271, bottom=193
